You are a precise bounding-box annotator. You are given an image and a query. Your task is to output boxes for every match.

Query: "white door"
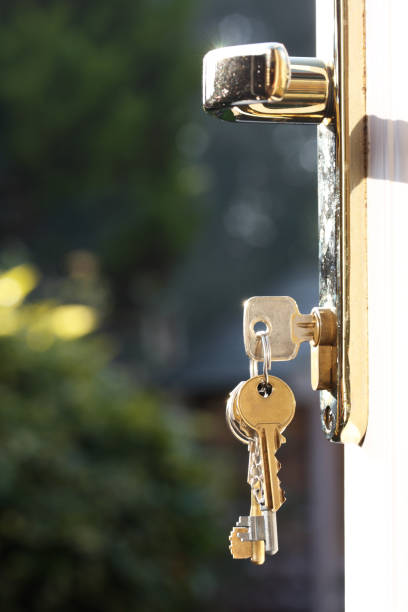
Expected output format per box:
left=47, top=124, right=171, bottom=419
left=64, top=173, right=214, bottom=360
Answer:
left=343, top=2, right=408, bottom=610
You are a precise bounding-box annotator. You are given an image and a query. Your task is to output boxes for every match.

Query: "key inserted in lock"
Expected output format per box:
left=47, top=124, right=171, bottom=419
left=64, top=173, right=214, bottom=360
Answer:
left=243, top=296, right=337, bottom=394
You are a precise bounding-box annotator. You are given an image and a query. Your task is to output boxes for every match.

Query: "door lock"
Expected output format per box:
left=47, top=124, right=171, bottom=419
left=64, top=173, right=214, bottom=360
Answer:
left=244, top=296, right=337, bottom=436
left=202, top=0, right=368, bottom=445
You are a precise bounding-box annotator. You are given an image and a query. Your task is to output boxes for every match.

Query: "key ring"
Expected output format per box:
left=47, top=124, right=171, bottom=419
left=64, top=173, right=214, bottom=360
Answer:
left=249, top=330, right=272, bottom=385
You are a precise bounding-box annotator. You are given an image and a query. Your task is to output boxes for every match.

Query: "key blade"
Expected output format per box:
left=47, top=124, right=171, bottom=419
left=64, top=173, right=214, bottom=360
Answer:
left=251, top=540, right=265, bottom=565
left=291, top=312, right=317, bottom=344
left=258, top=424, right=286, bottom=510
left=262, top=510, right=279, bottom=555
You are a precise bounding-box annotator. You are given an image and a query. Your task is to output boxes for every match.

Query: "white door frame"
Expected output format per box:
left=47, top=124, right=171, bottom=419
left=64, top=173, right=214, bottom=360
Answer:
left=343, top=2, right=408, bottom=610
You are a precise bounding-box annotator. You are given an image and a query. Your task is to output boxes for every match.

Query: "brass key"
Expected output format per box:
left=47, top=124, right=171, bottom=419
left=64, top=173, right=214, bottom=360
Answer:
left=226, top=381, right=275, bottom=561
left=229, top=493, right=265, bottom=564
left=243, top=296, right=317, bottom=362
left=237, top=375, right=295, bottom=512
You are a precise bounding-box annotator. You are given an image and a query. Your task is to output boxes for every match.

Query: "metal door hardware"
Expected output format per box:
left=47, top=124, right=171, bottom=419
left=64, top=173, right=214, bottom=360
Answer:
left=203, top=43, right=331, bottom=123
left=202, top=0, right=368, bottom=444
left=244, top=296, right=337, bottom=401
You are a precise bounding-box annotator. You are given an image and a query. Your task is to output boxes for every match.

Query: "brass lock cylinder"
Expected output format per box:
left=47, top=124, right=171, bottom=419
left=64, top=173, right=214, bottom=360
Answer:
left=310, top=308, right=337, bottom=392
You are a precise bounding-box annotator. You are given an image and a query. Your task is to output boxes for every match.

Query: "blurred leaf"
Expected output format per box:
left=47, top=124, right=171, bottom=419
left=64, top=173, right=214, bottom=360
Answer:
left=0, top=329, right=223, bottom=611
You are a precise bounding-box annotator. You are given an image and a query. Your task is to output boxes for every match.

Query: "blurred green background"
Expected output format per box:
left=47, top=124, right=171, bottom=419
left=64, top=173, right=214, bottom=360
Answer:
left=0, top=1, right=343, bottom=611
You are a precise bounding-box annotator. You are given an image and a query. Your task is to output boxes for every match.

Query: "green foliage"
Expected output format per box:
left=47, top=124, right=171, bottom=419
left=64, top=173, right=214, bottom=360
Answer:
left=0, top=0, right=200, bottom=285
left=0, top=3, right=223, bottom=609
left=0, top=331, right=220, bottom=611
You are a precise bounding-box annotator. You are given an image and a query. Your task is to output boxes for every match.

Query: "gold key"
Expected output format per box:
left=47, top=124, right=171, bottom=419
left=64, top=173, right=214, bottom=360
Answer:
left=229, top=526, right=252, bottom=560
left=229, top=493, right=265, bottom=564
left=226, top=382, right=269, bottom=562
left=237, top=375, right=295, bottom=512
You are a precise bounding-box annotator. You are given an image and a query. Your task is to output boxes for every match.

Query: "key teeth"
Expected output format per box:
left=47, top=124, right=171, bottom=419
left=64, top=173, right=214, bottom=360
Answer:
left=236, top=516, right=249, bottom=528
left=280, top=434, right=286, bottom=445
left=280, top=476, right=286, bottom=503
left=273, top=450, right=285, bottom=510
left=275, top=470, right=284, bottom=493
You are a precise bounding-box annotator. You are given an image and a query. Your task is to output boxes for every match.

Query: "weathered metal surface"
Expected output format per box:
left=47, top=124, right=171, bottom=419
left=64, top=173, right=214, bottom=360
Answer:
left=317, top=123, right=340, bottom=439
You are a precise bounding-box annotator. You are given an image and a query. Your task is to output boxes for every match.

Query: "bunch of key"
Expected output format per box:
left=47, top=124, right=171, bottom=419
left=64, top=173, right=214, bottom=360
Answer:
left=226, top=330, right=296, bottom=564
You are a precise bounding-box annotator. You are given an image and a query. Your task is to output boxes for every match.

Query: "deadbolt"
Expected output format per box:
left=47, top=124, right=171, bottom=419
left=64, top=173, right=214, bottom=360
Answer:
left=202, top=42, right=332, bottom=123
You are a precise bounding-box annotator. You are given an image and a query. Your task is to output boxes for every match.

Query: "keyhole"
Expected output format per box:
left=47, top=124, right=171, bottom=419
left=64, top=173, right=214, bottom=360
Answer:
left=257, top=381, right=273, bottom=397
left=253, top=320, right=268, bottom=334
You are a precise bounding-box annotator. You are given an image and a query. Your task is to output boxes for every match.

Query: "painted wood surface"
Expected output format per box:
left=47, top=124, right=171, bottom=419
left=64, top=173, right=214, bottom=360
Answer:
left=345, top=2, right=408, bottom=611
